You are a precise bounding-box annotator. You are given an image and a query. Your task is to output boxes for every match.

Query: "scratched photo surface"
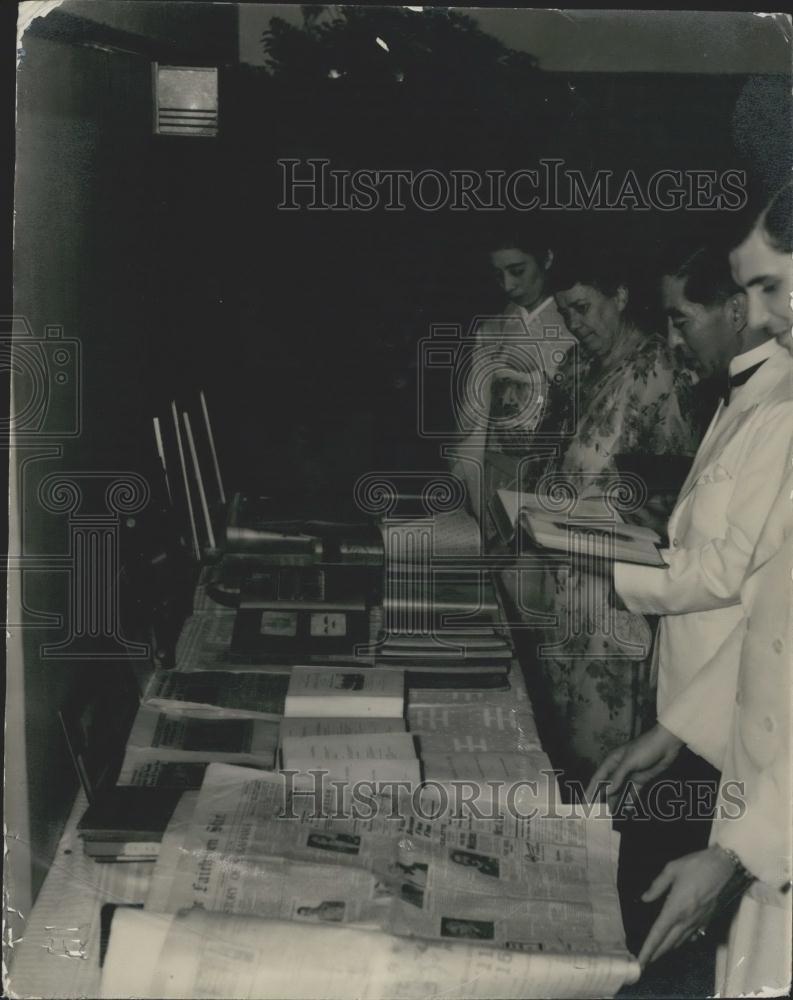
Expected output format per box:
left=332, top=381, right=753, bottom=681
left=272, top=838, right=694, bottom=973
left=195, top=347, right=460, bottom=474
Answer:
left=6, top=5, right=792, bottom=1000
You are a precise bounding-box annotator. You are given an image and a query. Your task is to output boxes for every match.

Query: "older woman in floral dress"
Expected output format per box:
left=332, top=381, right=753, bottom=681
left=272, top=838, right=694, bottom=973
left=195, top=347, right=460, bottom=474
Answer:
left=526, top=249, right=702, bottom=787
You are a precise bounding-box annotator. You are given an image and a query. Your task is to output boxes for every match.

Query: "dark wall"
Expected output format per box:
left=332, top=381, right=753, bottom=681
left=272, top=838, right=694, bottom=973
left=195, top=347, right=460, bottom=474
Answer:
left=12, top=22, right=230, bottom=897
left=14, top=30, right=148, bottom=897
left=216, top=66, right=792, bottom=494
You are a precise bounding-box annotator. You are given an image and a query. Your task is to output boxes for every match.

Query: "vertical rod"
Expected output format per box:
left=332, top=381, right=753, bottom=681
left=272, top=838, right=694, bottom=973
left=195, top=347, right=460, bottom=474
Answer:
left=171, top=400, right=200, bottom=559
left=200, top=390, right=226, bottom=504
left=183, top=410, right=216, bottom=550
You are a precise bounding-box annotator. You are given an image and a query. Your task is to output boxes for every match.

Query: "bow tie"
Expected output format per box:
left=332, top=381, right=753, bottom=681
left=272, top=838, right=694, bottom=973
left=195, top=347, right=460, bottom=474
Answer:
left=721, top=359, right=768, bottom=406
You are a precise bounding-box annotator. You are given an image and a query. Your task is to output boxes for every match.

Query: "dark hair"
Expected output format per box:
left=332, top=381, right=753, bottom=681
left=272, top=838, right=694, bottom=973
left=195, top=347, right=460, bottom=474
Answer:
left=548, top=245, right=645, bottom=327
left=760, top=180, right=793, bottom=254
left=730, top=179, right=793, bottom=256
left=548, top=243, right=625, bottom=296
left=660, top=240, right=741, bottom=309
left=483, top=221, right=553, bottom=267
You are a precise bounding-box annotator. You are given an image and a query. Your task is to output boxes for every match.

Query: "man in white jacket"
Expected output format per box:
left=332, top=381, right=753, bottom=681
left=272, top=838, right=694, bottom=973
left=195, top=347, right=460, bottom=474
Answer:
left=603, top=237, right=793, bottom=968
left=589, top=182, right=793, bottom=993
left=613, top=242, right=793, bottom=713
left=589, top=474, right=792, bottom=992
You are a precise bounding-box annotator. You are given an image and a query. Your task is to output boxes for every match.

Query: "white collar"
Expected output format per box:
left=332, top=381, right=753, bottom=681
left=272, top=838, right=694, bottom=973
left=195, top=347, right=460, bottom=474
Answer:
left=516, top=296, right=554, bottom=326
left=729, top=338, right=781, bottom=377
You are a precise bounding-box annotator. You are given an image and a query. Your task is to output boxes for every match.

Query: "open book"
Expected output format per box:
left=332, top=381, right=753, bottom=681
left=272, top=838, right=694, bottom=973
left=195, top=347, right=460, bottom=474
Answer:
left=493, top=489, right=665, bottom=566
left=519, top=510, right=665, bottom=567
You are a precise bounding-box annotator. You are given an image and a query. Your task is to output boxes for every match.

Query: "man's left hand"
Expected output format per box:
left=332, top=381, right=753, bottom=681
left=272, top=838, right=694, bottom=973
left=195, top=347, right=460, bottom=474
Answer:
left=638, top=847, right=747, bottom=967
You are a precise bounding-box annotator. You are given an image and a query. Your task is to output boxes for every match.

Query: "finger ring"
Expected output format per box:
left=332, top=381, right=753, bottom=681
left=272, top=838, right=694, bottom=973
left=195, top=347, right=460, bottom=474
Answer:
left=695, top=927, right=707, bottom=939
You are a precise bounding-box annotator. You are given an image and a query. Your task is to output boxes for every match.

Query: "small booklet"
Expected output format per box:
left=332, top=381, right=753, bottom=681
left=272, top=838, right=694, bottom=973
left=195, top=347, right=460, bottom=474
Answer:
left=284, top=666, right=405, bottom=718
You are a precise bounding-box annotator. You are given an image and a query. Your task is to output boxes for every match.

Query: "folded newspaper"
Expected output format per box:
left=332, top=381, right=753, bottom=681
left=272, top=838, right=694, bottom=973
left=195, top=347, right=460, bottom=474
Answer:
left=109, top=763, right=640, bottom=998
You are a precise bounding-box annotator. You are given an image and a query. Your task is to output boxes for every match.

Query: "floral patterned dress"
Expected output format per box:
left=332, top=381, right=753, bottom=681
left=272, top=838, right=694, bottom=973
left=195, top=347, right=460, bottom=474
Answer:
left=529, top=329, right=701, bottom=785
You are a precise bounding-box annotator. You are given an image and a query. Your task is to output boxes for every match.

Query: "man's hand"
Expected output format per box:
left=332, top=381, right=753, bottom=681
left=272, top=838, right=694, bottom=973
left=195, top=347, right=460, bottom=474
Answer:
left=638, top=847, right=746, bottom=967
left=586, top=724, right=683, bottom=805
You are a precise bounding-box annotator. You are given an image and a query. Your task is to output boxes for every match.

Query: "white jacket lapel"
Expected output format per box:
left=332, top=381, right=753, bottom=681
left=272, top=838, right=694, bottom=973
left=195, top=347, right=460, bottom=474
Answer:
left=674, top=348, right=792, bottom=507
left=675, top=403, right=724, bottom=502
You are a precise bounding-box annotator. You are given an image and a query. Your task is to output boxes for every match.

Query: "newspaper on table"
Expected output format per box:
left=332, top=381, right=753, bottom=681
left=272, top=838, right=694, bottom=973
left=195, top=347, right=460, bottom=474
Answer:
left=140, top=763, right=638, bottom=996
left=102, top=907, right=640, bottom=1000
left=420, top=750, right=556, bottom=815
left=146, top=766, right=396, bottom=923
left=408, top=703, right=542, bottom=754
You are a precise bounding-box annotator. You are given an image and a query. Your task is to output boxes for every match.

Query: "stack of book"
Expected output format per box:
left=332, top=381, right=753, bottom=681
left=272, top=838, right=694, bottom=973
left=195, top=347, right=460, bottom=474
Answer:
left=77, top=787, right=181, bottom=863
left=58, top=670, right=185, bottom=862
left=278, top=666, right=421, bottom=788
left=165, top=495, right=388, bottom=671
left=377, top=510, right=513, bottom=667
left=180, top=505, right=516, bottom=671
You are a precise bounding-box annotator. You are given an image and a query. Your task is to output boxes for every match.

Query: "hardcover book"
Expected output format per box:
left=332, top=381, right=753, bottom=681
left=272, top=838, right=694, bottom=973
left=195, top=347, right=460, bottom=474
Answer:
left=284, top=666, right=405, bottom=718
